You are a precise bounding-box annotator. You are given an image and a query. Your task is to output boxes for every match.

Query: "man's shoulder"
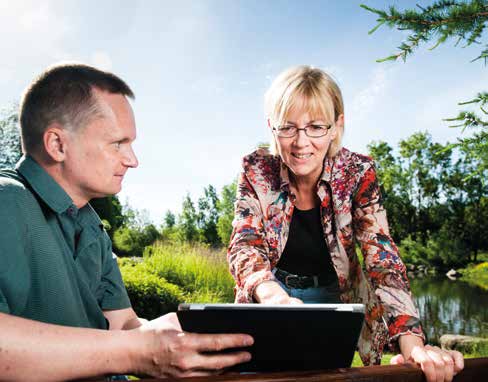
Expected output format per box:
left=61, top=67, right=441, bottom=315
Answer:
left=0, top=169, right=36, bottom=208
left=0, top=169, right=27, bottom=193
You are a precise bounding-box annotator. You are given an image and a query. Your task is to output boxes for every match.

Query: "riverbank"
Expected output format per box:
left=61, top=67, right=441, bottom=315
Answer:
left=404, top=257, right=488, bottom=291
left=459, top=262, right=488, bottom=290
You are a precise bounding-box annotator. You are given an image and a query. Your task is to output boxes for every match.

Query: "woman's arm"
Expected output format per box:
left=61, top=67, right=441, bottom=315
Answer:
left=228, top=171, right=297, bottom=303
left=353, top=165, right=463, bottom=382
left=353, top=165, right=424, bottom=346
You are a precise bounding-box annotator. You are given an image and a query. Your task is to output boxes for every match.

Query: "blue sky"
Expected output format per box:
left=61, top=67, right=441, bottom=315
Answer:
left=1, top=0, right=486, bottom=222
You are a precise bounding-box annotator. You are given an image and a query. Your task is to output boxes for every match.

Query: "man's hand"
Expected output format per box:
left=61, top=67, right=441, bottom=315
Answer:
left=392, top=335, right=464, bottom=382
left=131, top=313, right=254, bottom=378
left=254, top=280, right=303, bottom=304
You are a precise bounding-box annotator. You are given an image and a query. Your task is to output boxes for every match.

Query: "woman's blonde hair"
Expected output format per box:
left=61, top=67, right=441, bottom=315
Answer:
left=264, top=65, right=344, bottom=157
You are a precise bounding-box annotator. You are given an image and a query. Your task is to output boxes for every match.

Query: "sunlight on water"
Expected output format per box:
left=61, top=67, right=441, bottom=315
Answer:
left=410, top=276, right=488, bottom=344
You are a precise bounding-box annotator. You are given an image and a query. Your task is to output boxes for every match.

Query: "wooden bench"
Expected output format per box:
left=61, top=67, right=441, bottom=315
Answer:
left=129, top=357, right=488, bottom=382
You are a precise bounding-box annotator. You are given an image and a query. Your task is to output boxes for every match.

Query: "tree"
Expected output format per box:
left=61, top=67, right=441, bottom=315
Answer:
left=197, top=185, right=220, bottom=246
left=177, top=193, right=200, bottom=242
left=0, top=104, right=22, bottom=169
left=216, top=181, right=237, bottom=246
left=163, top=210, right=176, bottom=228
left=113, top=223, right=160, bottom=257
left=362, top=0, right=488, bottom=181
left=368, top=141, right=415, bottom=241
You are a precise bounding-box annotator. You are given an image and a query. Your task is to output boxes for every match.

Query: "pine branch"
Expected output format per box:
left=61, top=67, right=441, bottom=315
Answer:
left=361, top=1, right=488, bottom=63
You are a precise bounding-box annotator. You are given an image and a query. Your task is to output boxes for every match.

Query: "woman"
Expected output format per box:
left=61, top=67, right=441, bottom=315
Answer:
left=227, top=66, right=463, bottom=382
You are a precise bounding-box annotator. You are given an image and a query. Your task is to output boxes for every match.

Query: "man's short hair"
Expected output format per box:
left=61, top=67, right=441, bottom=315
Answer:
left=19, top=63, right=135, bottom=154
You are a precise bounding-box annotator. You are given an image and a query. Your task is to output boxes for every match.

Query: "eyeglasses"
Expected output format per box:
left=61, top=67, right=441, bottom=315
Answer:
left=272, top=124, right=332, bottom=138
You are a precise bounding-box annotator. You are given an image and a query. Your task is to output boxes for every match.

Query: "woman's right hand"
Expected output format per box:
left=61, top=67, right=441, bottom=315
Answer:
left=254, top=281, right=303, bottom=304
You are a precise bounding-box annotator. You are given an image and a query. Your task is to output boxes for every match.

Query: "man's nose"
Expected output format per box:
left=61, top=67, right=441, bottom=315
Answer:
left=124, top=145, right=139, bottom=168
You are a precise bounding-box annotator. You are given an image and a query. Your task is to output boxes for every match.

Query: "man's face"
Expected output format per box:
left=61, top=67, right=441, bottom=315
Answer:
left=63, top=90, right=138, bottom=205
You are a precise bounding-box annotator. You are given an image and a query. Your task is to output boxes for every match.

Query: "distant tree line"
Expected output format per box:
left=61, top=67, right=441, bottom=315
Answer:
left=111, top=182, right=237, bottom=257
left=368, top=132, right=487, bottom=267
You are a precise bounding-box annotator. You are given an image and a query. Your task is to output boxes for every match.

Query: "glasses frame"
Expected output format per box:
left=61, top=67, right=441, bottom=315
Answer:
left=272, top=124, right=333, bottom=138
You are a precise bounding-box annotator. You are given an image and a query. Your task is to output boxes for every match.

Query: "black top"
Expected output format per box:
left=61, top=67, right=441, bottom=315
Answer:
left=277, top=206, right=337, bottom=278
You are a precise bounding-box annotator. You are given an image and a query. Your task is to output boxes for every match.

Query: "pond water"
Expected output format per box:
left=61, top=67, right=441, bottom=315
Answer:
left=410, top=276, right=488, bottom=344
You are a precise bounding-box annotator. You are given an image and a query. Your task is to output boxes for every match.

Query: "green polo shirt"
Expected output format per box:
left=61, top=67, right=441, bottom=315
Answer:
left=0, top=155, right=131, bottom=329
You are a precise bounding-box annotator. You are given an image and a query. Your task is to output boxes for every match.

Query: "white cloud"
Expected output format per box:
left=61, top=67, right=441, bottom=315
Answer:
left=348, top=65, right=394, bottom=132
left=352, top=67, right=388, bottom=113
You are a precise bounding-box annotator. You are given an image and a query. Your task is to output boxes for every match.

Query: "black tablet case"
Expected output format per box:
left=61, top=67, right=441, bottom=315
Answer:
left=177, top=304, right=364, bottom=372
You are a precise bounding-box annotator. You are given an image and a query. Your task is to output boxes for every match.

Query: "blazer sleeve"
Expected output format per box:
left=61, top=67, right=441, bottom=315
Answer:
left=352, top=164, right=425, bottom=351
left=227, top=171, right=276, bottom=303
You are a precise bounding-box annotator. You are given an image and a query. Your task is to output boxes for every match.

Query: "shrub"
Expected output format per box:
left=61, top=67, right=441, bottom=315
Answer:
left=119, top=259, right=185, bottom=319
left=117, top=242, right=236, bottom=318
left=113, top=224, right=161, bottom=257
left=398, top=232, right=468, bottom=268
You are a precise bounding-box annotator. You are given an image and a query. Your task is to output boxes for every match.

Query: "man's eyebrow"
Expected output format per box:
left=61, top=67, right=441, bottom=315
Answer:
left=108, top=135, right=132, bottom=143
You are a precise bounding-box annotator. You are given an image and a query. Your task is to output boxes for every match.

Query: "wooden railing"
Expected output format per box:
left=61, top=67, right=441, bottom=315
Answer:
left=131, top=357, right=488, bottom=382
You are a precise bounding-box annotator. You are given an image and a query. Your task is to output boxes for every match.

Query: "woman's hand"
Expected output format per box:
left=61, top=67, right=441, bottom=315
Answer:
left=392, top=335, right=464, bottom=382
left=254, top=281, right=303, bottom=304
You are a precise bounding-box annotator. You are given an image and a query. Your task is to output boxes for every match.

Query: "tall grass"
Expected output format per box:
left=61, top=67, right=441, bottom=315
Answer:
left=143, top=241, right=235, bottom=303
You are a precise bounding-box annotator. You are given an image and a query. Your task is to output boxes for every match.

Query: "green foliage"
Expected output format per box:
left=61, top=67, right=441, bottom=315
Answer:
left=118, top=258, right=185, bottom=319
left=351, top=352, right=393, bottom=366
left=177, top=193, right=201, bottom=243
left=113, top=224, right=161, bottom=257
left=459, top=262, right=488, bottom=290
left=216, top=181, right=237, bottom=246
left=90, top=196, right=124, bottom=239
left=362, top=0, right=488, bottom=186
left=163, top=210, right=176, bottom=228
left=118, top=242, right=235, bottom=318
left=399, top=232, right=467, bottom=267
left=361, top=1, right=488, bottom=63
left=143, top=242, right=235, bottom=302
left=0, top=104, right=22, bottom=169
left=444, top=93, right=488, bottom=182
left=162, top=181, right=237, bottom=247
left=369, top=132, right=488, bottom=267
left=197, top=185, right=220, bottom=246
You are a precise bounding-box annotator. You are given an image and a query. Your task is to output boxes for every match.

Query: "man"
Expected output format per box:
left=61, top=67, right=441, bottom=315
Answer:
left=0, top=63, right=252, bottom=381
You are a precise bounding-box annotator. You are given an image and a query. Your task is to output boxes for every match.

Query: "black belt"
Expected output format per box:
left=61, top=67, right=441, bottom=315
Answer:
left=274, top=268, right=335, bottom=289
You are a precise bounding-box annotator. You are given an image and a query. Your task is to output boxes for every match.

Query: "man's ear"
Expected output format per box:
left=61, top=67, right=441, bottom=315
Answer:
left=43, top=123, right=69, bottom=162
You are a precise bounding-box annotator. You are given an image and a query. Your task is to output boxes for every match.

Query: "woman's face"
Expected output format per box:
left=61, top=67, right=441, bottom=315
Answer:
left=272, top=107, right=341, bottom=185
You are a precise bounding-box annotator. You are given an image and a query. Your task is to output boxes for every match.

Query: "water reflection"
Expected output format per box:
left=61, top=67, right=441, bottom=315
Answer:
left=410, top=276, right=488, bottom=344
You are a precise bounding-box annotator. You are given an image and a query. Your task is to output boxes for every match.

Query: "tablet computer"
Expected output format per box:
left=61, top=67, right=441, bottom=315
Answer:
left=177, top=303, right=365, bottom=372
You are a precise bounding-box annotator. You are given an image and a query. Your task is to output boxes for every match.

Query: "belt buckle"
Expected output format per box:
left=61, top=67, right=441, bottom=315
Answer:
left=284, top=274, right=299, bottom=289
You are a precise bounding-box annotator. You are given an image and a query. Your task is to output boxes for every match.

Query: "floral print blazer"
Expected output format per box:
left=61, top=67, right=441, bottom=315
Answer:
left=227, top=147, right=425, bottom=365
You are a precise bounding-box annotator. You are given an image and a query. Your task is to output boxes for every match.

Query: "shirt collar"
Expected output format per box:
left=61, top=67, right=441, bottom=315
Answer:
left=279, top=153, right=338, bottom=192
left=16, top=155, right=74, bottom=214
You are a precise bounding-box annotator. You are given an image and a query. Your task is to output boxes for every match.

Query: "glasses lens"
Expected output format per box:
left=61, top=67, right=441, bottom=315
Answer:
left=276, top=126, right=297, bottom=137
left=307, top=125, right=329, bottom=137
